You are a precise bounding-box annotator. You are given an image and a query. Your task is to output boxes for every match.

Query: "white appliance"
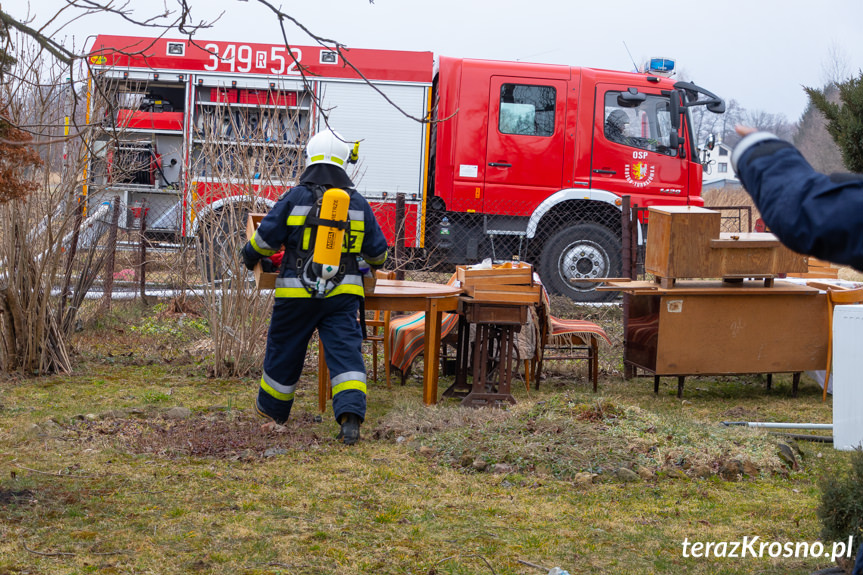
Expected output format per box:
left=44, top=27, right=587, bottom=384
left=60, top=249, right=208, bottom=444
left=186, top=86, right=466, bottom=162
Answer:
left=833, top=304, right=863, bottom=450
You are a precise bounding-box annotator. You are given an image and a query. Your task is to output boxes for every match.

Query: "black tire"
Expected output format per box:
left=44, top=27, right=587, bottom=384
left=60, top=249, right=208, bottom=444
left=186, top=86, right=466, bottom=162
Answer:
left=196, top=205, right=254, bottom=284
left=539, top=222, right=621, bottom=302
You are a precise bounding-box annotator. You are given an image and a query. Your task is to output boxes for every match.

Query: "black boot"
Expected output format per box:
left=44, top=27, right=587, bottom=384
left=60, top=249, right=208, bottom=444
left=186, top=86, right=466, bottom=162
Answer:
left=337, top=413, right=361, bottom=445
left=255, top=397, right=288, bottom=426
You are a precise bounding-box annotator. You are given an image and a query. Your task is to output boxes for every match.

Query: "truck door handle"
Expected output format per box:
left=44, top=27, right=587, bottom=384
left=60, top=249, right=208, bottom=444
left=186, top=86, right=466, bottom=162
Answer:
left=488, top=162, right=512, bottom=168
left=592, top=169, right=616, bottom=175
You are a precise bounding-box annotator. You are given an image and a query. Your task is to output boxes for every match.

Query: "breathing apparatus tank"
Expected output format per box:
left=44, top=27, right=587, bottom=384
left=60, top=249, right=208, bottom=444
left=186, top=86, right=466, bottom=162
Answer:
left=310, top=187, right=350, bottom=295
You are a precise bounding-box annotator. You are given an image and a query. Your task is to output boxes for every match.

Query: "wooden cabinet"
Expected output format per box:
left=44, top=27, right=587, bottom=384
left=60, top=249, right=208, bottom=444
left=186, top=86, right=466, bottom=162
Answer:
left=615, top=280, right=828, bottom=395
left=645, top=206, right=807, bottom=284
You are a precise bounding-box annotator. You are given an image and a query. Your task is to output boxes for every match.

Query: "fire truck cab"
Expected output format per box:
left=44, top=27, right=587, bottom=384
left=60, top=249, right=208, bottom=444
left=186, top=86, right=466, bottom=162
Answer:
left=426, top=57, right=723, bottom=300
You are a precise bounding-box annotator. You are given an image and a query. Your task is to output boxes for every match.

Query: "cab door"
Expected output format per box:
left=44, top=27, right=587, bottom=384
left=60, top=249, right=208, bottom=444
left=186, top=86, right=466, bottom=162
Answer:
left=590, top=85, right=688, bottom=204
left=484, top=77, right=567, bottom=215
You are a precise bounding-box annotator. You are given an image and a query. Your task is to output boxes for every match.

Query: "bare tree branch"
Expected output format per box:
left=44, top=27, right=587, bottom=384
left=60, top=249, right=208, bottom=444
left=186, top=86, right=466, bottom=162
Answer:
left=0, top=9, right=76, bottom=64
left=250, top=0, right=442, bottom=127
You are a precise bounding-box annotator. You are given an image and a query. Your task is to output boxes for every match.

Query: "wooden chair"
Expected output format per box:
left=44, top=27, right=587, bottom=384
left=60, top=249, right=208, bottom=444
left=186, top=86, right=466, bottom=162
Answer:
left=387, top=273, right=461, bottom=386
left=531, top=286, right=611, bottom=393
left=533, top=309, right=611, bottom=392
left=364, top=270, right=396, bottom=387
left=822, top=286, right=863, bottom=402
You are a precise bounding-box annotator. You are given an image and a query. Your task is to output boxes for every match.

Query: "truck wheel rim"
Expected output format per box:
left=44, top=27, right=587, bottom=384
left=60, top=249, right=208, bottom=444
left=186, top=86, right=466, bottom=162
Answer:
left=559, top=240, right=609, bottom=290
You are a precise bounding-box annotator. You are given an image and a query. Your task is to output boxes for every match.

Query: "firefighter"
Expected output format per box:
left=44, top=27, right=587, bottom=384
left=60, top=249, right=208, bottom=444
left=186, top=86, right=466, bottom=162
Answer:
left=242, top=128, right=389, bottom=444
left=605, top=109, right=633, bottom=146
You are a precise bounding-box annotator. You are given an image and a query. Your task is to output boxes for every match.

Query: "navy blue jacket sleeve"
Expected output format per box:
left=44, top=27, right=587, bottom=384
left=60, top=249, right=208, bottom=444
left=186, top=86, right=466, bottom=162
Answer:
left=733, top=133, right=863, bottom=271
left=242, top=190, right=295, bottom=267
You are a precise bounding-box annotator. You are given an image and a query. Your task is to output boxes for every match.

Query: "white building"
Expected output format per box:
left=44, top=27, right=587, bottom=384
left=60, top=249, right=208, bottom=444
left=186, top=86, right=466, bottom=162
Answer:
left=700, top=140, right=740, bottom=190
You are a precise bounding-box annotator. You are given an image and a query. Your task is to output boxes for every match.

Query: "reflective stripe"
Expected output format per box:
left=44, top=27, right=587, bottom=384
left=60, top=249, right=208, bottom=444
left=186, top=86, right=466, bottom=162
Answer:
left=332, top=378, right=367, bottom=396
left=252, top=230, right=276, bottom=252
left=339, top=274, right=364, bottom=288
left=274, top=287, right=313, bottom=298
left=332, top=381, right=367, bottom=395
left=366, top=250, right=388, bottom=266
left=348, top=209, right=364, bottom=222
left=310, top=155, right=345, bottom=166
left=349, top=220, right=363, bottom=231
left=302, top=227, right=312, bottom=250
left=332, top=370, right=367, bottom=386
left=250, top=232, right=277, bottom=256
left=260, top=371, right=297, bottom=401
left=287, top=205, right=312, bottom=227
left=275, top=275, right=363, bottom=289
left=275, top=277, right=307, bottom=289
left=274, top=281, right=365, bottom=299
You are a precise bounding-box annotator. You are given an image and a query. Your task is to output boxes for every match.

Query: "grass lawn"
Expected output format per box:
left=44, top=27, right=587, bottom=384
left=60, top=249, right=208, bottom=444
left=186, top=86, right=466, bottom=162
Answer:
left=0, top=300, right=854, bottom=575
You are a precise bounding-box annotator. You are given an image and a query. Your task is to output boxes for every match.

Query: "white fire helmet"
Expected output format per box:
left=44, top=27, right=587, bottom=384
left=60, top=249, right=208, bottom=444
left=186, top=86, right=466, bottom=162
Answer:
left=305, top=128, right=359, bottom=170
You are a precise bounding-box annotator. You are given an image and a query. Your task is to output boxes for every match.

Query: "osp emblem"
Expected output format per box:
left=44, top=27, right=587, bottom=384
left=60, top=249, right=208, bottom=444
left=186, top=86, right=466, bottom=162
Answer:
left=625, top=162, right=655, bottom=188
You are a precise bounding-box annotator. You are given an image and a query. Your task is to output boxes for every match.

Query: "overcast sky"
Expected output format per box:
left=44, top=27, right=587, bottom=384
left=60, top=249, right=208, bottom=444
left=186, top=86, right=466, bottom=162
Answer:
left=6, top=0, right=863, bottom=123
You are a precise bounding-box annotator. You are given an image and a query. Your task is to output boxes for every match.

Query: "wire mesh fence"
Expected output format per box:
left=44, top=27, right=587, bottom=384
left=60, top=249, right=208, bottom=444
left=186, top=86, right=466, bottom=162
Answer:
left=69, top=71, right=762, bottom=382
left=66, top=191, right=758, bottom=383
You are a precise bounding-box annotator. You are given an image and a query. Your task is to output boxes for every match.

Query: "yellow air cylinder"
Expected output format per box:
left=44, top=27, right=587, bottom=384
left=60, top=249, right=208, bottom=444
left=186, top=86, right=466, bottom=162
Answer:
left=313, top=187, right=350, bottom=280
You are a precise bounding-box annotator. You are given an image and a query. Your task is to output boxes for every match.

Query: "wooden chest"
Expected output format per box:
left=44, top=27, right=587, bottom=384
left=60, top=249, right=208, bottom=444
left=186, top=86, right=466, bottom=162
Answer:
left=456, top=262, right=540, bottom=304
left=645, top=206, right=807, bottom=282
left=246, top=213, right=278, bottom=290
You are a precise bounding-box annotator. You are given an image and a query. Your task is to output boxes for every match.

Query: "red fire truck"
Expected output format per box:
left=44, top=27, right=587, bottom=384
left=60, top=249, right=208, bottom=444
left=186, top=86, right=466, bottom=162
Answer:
left=85, top=35, right=724, bottom=301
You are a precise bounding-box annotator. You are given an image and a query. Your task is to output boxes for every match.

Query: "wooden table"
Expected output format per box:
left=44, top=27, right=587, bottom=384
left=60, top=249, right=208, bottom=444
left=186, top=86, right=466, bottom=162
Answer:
left=318, top=279, right=463, bottom=410
left=611, top=279, right=828, bottom=397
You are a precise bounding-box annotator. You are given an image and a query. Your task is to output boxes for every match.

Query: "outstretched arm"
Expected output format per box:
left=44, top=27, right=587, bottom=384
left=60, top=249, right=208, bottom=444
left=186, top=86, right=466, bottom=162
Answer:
left=732, top=126, right=863, bottom=271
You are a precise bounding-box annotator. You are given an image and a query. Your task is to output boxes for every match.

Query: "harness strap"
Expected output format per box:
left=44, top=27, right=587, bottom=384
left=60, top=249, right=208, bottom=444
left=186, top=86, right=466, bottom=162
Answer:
left=305, top=215, right=350, bottom=230
left=293, top=184, right=359, bottom=298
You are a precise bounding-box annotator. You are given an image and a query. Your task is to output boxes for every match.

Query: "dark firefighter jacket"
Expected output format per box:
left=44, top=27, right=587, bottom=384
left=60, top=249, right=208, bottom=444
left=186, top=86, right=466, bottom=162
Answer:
left=242, top=164, right=389, bottom=297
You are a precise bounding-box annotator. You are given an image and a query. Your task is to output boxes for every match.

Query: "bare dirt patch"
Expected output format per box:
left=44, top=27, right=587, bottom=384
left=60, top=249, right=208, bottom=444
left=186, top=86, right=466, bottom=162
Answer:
left=0, top=489, right=34, bottom=505
left=67, top=411, right=325, bottom=458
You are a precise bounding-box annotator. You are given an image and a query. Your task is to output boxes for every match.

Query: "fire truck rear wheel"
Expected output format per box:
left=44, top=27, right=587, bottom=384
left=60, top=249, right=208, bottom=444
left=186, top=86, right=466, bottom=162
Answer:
left=196, top=206, right=254, bottom=284
left=539, top=222, right=621, bottom=303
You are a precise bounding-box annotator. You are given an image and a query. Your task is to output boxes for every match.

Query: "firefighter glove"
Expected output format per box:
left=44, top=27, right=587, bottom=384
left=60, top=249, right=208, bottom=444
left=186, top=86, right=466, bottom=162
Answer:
left=241, top=245, right=258, bottom=271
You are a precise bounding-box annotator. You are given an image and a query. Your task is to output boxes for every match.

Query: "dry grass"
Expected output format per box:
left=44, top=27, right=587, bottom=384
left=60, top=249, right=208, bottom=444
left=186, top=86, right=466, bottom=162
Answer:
left=0, top=299, right=854, bottom=575
left=702, top=187, right=757, bottom=212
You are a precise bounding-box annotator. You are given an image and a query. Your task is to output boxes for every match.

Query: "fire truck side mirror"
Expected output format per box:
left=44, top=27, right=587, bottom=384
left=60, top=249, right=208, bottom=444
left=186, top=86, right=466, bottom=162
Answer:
left=707, top=100, right=726, bottom=114
left=706, top=134, right=716, bottom=151
left=617, top=88, right=646, bottom=108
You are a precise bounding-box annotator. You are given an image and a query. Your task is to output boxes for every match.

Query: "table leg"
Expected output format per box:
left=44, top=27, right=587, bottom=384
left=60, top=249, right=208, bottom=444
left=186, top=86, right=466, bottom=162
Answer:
left=384, top=323, right=392, bottom=389
left=423, top=298, right=444, bottom=405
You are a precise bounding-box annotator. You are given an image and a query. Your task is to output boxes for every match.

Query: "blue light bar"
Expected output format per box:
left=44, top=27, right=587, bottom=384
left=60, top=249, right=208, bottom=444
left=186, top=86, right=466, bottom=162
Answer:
left=646, top=57, right=675, bottom=75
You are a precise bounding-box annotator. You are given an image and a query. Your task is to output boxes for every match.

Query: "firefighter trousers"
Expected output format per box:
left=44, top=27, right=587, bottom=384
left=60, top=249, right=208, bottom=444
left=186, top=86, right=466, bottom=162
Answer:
left=257, top=293, right=367, bottom=424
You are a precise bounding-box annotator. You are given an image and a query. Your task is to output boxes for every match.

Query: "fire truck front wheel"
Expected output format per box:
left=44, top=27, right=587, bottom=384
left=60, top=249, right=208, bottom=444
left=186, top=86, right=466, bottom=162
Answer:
left=539, top=222, right=621, bottom=303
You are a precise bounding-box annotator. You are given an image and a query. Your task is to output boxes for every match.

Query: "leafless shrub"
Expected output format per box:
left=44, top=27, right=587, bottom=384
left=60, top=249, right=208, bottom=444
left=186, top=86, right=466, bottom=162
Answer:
left=0, top=37, right=107, bottom=373
left=189, top=102, right=312, bottom=376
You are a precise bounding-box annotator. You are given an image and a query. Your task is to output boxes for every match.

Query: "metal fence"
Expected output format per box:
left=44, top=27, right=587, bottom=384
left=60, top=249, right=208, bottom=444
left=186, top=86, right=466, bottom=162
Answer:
left=64, top=192, right=757, bottom=382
